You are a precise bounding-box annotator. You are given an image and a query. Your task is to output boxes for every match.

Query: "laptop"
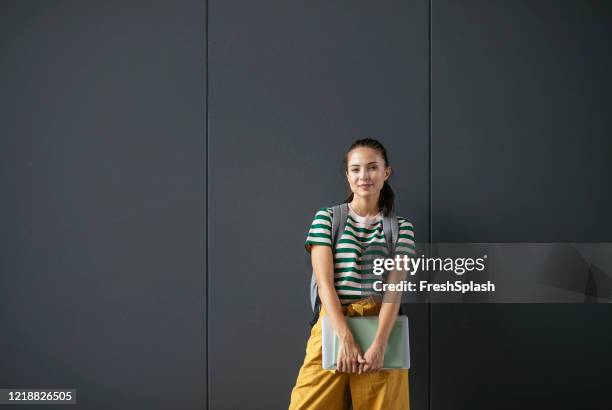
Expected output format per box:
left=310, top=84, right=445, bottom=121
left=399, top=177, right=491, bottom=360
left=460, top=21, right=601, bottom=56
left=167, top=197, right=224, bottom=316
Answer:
left=321, top=315, right=410, bottom=370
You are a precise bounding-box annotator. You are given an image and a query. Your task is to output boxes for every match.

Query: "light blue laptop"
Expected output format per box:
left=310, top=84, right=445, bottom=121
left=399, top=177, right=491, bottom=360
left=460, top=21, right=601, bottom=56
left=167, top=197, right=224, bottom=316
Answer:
left=321, top=315, right=410, bottom=370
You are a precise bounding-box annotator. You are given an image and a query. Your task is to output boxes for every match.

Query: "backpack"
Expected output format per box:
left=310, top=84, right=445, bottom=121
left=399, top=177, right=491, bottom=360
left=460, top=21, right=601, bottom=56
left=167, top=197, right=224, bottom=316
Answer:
left=309, top=203, right=404, bottom=326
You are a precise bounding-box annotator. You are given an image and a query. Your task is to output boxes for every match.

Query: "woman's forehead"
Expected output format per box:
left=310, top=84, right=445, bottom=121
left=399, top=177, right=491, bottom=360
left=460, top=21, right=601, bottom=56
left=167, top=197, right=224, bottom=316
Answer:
left=348, top=147, right=383, bottom=165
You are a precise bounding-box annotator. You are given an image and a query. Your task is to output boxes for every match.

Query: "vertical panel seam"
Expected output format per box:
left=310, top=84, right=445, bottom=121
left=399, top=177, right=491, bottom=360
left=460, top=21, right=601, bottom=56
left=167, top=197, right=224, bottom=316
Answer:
left=205, top=0, right=210, bottom=409
left=428, top=1, right=433, bottom=410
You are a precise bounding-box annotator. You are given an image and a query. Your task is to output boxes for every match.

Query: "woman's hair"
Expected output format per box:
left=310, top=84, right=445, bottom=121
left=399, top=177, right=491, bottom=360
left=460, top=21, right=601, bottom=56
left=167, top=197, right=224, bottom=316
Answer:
left=342, top=138, right=395, bottom=216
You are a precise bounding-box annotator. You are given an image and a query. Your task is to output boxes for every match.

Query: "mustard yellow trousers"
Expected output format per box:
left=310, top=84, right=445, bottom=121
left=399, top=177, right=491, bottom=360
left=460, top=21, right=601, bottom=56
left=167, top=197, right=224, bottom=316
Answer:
left=289, top=297, right=410, bottom=410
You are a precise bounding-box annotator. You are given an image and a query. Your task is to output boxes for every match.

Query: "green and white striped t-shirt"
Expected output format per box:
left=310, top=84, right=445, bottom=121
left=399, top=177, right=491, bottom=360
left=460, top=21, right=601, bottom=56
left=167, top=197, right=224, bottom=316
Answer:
left=305, top=205, right=416, bottom=306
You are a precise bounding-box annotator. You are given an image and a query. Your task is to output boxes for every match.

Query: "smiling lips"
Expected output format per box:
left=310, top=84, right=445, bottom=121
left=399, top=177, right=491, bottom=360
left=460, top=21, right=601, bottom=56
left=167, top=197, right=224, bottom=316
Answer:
left=358, top=184, right=372, bottom=189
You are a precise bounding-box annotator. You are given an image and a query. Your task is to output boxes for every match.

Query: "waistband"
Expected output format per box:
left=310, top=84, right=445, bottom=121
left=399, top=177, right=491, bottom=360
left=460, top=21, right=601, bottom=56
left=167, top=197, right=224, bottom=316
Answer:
left=320, top=295, right=382, bottom=318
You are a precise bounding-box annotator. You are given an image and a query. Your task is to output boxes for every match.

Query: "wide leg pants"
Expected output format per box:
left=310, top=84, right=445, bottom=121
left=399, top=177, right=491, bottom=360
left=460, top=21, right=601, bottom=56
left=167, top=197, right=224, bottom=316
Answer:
left=288, top=297, right=410, bottom=410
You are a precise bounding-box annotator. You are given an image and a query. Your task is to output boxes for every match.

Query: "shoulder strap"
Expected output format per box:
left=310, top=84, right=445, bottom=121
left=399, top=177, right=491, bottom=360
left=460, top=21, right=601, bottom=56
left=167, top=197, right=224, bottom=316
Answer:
left=382, top=211, right=399, bottom=257
left=332, top=203, right=349, bottom=244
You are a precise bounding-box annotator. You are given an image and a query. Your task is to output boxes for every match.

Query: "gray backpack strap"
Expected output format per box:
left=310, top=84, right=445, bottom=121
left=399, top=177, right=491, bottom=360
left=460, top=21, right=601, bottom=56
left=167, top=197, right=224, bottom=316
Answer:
left=330, top=205, right=341, bottom=243
left=334, top=203, right=349, bottom=244
left=309, top=203, right=349, bottom=326
left=382, top=211, right=399, bottom=257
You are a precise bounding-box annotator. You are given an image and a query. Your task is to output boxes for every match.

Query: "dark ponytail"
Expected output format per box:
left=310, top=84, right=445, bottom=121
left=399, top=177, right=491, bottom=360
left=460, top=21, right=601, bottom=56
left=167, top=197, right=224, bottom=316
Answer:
left=342, top=138, right=395, bottom=216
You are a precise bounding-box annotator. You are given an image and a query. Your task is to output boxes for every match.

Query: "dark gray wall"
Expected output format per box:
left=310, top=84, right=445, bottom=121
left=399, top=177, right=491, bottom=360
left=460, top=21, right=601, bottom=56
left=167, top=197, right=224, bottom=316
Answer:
left=208, top=1, right=429, bottom=409
left=2, top=1, right=612, bottom=410
left=432, top=1, right=612, bottom=409
left=0, top=1, right=206, bottom=409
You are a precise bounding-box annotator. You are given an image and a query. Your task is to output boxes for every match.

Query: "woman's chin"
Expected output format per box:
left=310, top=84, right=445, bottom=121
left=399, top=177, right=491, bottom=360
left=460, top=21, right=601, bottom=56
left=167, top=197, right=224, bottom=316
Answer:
left=355, top=190, right=377, bottom=198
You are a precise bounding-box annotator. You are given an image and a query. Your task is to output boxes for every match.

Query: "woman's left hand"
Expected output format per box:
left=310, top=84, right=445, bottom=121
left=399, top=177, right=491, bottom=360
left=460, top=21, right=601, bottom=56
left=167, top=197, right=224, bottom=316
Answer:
left=360, top=340, right=387, bottom=373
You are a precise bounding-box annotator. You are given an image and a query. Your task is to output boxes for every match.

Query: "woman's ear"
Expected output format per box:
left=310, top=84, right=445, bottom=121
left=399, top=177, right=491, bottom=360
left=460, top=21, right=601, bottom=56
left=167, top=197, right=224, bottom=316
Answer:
left=385, top=166, right=392, bottom=181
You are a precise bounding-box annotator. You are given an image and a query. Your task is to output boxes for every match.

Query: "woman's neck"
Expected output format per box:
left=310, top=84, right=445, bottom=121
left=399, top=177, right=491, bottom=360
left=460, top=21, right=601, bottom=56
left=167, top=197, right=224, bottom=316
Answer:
left=349, top=196, right=380, bottom=218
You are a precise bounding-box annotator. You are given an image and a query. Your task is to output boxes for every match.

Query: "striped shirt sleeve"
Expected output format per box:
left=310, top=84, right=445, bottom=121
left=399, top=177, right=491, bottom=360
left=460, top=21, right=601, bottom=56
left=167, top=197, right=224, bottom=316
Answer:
left=395, top=217, right=416, bottom=256
left=304, top=207, right=333, bottom=254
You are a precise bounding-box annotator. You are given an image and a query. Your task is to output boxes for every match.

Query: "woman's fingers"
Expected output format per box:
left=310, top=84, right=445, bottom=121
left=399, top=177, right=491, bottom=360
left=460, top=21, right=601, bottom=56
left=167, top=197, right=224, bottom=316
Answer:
left=357, top=355, right=366, bottom=374
left=339, top=356, right=358, bottom=373
left=338, top=345, right=367, bottom=373
left=337, top=350, right=344, bottom=372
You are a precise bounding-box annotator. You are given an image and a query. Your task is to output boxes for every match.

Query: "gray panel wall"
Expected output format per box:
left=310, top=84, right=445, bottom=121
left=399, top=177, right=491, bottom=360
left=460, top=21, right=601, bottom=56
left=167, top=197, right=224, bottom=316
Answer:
left=432, top=1, right=612, bottom=409
left=208, top=1, right=429, bottom=409
left=0, top=1, right=206, bottom=409
left=3, top=1, right=612, bottom=409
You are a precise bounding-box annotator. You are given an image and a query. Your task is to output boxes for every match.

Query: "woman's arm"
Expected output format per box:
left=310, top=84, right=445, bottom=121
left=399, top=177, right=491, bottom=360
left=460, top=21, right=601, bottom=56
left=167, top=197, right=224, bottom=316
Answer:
left=362, top=267, right=406, bottom=372
left=311, top=244, right=364, bottom=373
left=363, top=218, right=415, bottom=372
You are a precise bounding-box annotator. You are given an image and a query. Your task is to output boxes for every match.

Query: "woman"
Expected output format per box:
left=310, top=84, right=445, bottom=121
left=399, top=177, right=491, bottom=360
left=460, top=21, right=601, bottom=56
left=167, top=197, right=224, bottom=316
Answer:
left=289, top=138, right=415, bottom=410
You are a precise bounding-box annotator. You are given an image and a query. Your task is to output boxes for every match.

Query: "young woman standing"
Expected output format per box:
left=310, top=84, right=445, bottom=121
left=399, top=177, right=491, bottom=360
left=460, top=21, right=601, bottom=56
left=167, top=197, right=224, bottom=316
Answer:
left=289, top=138, right=415, bottom=410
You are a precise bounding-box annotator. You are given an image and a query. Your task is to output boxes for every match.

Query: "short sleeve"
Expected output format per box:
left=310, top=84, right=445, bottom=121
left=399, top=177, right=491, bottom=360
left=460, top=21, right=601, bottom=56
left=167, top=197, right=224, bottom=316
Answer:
left=304, top=208, right=333, bottom=254
left=395, top=217, right=416, bottom=256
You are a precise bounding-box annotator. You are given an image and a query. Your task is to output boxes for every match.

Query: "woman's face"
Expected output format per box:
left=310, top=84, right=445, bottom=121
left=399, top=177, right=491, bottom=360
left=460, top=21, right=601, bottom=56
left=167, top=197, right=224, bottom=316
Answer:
left=345, top=147, right=390, bottom=200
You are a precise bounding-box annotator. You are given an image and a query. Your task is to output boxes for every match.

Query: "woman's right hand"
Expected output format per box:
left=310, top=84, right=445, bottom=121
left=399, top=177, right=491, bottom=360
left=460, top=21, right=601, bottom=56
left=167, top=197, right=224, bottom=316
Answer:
left=336, top=334, right=364, bottom=374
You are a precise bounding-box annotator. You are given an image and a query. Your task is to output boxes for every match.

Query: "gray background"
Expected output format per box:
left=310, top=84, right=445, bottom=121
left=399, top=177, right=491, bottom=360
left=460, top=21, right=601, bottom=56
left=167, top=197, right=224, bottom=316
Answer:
left=1, top=0, right=206, bottom=409
left=1, top=0, right=611, bottom=409
left=431, top=1, right=612, bottom=409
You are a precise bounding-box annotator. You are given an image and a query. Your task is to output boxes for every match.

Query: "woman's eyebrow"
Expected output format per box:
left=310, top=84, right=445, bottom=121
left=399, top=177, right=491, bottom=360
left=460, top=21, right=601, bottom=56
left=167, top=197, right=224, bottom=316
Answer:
left=350, top=161, right=378, bottom=167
